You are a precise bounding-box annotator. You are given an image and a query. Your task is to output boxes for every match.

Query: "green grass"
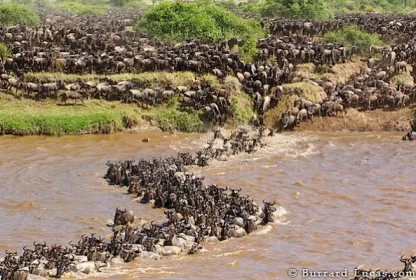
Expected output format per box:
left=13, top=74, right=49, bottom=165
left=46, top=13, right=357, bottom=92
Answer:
left=0, top=72, right=256, bottom=135
left=0, top=43, right=10, bottom=61
left=0, top=93, right=207, bottom=136
left=322, top=25, right=386, bottom=50
left=224, top=76, right=255, bottom=125
left=143, top=96, right=204, bottom=132
left=57, top=1, right=107, bottom=15
left=0, top=93, right=141, bottom=136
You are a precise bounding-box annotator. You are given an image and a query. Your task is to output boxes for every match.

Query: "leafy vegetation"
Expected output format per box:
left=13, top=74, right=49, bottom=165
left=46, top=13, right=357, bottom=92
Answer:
left=261, top=0, right=332, bottom=19
left=0, top=3, right=40, bottom=26
left=147, top=97, right=204, bottom=133
left=137, top=0, right=265, bottom=61
left=323, top=25, right=386, bottom=49
left=57, top=1, right=107, bottom=15
left=0, top=43, right=10, bottom=61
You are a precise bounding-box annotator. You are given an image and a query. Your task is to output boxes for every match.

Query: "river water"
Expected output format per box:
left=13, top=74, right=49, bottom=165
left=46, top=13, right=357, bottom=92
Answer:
left=0, top=131, right=414, bottom=279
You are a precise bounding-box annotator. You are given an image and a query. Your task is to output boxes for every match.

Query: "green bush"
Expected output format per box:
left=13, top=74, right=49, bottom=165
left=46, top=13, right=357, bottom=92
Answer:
left=261, top=0, right=332, bottom=19
left=58, top=1, right=107, bottom=15
left=323, top=25, right=386, bottom=49
left=0, top=3, right=40, bottom=26
left=0, top=43, right=10, bottom=61
left=137, top=0, right=264, bottom=62
left=124, top=0, right=149, bottom=9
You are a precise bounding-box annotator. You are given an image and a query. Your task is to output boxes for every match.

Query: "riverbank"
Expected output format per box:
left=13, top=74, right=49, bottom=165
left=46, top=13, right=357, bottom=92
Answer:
left=0, top=74, right=253, bottom=135
left=297, top=107, right=415, bottom=132
left=2, top=62, right=415, bottom=136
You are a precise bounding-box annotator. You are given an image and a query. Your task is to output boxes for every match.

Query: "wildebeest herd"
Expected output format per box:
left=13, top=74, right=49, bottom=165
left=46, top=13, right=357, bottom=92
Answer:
left=0, top=127, right=281, bottom=279
left=2, top=9, right=416, bottom=136
left=2, top=5, right=416, bottom=280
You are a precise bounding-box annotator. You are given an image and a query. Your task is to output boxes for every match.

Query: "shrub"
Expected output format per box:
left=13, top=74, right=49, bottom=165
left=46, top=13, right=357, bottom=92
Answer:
left=58, top=1, right=107, bottom=15
left=0, top=43, right=11, bottom=61
left=124, top=0, right=149, bottom=9
left=323, top=25, right=386, bottom=49
left=136, top=0, right=264, bottom=61
left=0, top=3, right=40, bottom=26
left=261, top=0, right=332, bottom=19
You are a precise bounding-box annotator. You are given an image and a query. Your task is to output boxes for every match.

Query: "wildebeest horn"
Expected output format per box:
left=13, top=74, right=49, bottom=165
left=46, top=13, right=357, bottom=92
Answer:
left=43, top=241, right=46, bottom=246
left=23, top=246, right=27, bottom=250
left=238, top=187, right=242, bottom=192
left=400, top=255, right=406, bottom=262
left=262, top=199, right=265, bottom=203
left=33, top=241, right=37, bottom=246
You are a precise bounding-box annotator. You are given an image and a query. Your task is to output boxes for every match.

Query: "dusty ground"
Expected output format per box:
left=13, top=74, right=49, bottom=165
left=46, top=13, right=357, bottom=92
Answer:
left=297, top=107, right=415, bottom=132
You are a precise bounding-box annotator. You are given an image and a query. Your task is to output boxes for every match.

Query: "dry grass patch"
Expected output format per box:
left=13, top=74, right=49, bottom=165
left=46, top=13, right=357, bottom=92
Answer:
left=295, top=60, right=365, bottom=84
left=264, top=81, right=325, bottom=128
left=24, top=71, right=220, bottom=89
left=391, top=67, right=414, bottom=88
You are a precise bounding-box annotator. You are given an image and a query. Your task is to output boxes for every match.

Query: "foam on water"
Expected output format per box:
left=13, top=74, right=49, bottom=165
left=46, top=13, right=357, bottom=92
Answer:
left=251, top=225, right=273, bottom=235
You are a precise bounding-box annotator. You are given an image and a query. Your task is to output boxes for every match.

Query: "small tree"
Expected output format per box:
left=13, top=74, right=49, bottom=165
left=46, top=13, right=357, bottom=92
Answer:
left=0, top=4, right=40, bottom=26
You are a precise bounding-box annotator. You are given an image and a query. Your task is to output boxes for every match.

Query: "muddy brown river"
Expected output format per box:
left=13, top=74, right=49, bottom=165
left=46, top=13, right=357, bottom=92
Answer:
left=0, top=132, right=415, bottom=279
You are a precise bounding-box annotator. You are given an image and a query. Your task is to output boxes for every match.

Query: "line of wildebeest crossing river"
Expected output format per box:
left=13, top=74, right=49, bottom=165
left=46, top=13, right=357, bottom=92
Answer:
left=3, top=6, right=416, bottom=280
left=0, top=127, right=281, bottom=279
left=1, top=127, right=416, bottom=280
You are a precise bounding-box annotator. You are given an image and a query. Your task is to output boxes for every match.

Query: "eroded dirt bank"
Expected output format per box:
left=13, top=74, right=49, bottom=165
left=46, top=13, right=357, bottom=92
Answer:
left=296, top=107, right=415, bottom=132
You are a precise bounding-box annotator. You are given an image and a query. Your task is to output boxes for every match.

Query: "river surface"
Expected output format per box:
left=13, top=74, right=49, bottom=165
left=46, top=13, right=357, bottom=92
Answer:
left=0, top=131, right=415, bottom=279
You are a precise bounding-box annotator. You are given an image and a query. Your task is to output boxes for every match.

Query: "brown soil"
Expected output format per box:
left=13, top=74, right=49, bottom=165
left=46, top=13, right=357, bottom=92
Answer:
left=296, top=107, right=415, bottom=132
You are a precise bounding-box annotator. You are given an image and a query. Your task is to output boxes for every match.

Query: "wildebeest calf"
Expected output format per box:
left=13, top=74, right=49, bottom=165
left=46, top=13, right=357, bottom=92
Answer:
left=61, top=90, right=88, bottom=105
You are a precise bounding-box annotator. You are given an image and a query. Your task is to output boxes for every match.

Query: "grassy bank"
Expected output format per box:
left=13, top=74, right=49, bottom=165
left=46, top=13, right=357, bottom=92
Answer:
left=0, top=93, right=142, bottom=136
left=0, top=93, right=207, bottom=135
left=0, top=73, right=255, bottom=135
